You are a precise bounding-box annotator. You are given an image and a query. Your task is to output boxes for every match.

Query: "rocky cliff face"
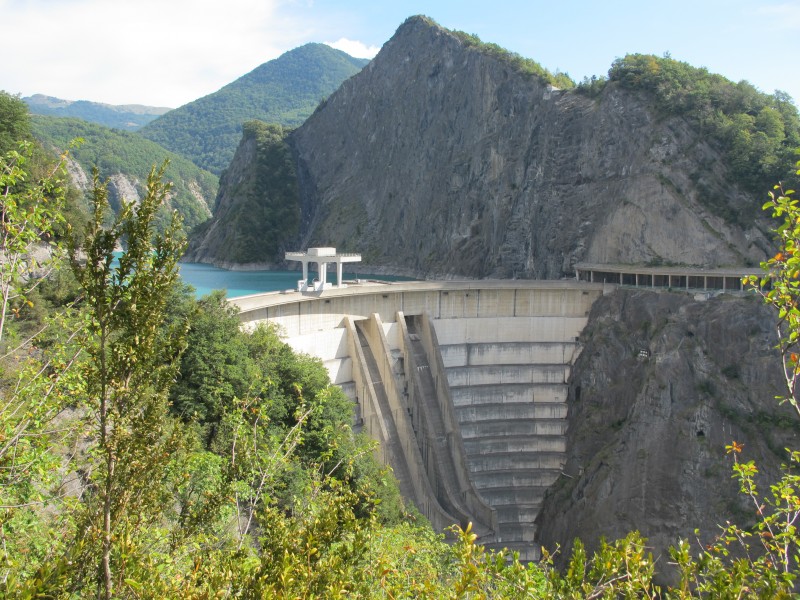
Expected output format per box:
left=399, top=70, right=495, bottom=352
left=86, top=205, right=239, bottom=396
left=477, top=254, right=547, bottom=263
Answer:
left=536, top=289, right=797, bottom=582
left=184, top=122, right=299, bottom=267
left=285, top=16, right=771, bottom=278
left=63, top=152, right=212, bottom=228
left=184, top=129, right=260, bottom=266
left=191, top=16, right=775, bottom=276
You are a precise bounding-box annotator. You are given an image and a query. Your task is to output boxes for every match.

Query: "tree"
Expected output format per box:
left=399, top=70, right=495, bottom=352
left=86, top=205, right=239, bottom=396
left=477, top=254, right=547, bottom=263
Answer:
left=0, top=142, right=85, bottom=592
left=169, top=289, right=254, bottom=431
left=748, top=166, right=800, bottom=416
left=66, top=163, right=189, bottom=599
left=0, top=142, right=68, bottom=346
left=0, top=92, right=30, bottom=155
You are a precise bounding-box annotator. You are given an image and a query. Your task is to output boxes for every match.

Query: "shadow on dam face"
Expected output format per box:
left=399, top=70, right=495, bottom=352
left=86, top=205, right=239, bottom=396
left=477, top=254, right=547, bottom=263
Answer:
left=232, top=280, right=604, bottom=561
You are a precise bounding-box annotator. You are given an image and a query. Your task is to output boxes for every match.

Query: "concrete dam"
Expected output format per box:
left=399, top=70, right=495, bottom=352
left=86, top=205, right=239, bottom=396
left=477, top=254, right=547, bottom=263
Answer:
left=232, top=279, right=604, bottom=559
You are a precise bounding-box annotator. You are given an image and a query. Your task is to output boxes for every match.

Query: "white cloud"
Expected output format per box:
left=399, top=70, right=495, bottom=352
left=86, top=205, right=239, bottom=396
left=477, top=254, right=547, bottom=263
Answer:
left=324, top=38, right=381, bottom=59
left=1, top=0, right=315, bottom=106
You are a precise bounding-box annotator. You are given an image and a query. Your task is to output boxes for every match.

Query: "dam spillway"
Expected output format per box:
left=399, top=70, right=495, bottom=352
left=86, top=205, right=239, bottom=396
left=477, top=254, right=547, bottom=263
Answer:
left=232, top=280, right=604, bottom=559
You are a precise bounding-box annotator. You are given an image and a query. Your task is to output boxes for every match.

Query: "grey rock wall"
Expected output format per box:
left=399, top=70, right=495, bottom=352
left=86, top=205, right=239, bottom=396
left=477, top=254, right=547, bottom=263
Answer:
left=536, top=289, right=797, bottom=583
left=290, top=17, right=771, bottom=278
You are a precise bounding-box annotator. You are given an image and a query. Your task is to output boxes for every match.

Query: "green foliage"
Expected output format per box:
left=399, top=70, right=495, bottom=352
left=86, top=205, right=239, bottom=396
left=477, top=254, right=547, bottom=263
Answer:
left=546, top=533, right=659, bottom=598
left=0, top=142, right=68, bottom=344
left=608, top=54, right=800, bottom=194
left=30, top=114, right=218, bottom=231
left=668, top=449, right=799, bottom=597
left=170, top=289, right=254, bottom=426
left=0, top=92, right=31, bottom=154
left=0, top=142, right=83, bottom=590
left=63, top=164, right=189, bottom=598
left=575, top=75, right=608, bottom=98
left=139, top=43, right=368, bottom=174
left=190, top=121, right=300, bottom=263
left=448, top=26, right=575, bottom=90
left=1, top=98, right=111, bottom=253
left=746, top=162, right=800, bottom=416
left=170, top=285, right=405, bottom=526
left=0, top=149, right=91, bottom=593
left=170, top=289, right=333, bottom=438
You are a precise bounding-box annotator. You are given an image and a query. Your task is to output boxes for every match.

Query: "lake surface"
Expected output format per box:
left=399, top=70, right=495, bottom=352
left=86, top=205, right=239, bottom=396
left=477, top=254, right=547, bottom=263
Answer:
left=178, top=261, right=414, bottom=298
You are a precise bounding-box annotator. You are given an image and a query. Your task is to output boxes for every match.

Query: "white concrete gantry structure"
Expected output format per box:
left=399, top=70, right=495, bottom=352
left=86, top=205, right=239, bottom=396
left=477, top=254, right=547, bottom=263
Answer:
left=285, top=247, right=362, bottom=292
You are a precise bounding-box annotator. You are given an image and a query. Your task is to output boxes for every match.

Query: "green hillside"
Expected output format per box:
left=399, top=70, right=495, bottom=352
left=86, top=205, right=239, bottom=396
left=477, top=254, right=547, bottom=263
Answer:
left=139, top=43, right=368, bottom=174
left=31, top=115, right=218, bottom=231
left=582, top=53, right=800, bottom=196
left=24, top=94, right=170, bottom=131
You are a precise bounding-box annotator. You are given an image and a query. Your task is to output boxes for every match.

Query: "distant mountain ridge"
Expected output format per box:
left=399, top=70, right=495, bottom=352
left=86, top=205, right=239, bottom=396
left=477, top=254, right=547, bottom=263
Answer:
left=24, top=94, right=170, bottom=131
left=139, top=43, right=369, bottom=175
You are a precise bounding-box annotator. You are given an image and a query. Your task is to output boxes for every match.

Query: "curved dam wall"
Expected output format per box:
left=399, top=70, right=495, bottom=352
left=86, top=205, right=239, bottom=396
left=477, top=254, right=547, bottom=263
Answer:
left=232, top=280, right=605, bottom=559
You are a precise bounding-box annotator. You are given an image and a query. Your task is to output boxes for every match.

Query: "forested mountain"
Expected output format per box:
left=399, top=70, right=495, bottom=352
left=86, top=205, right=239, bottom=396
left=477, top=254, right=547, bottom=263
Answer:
left=24, top=94, right=170, bottom=131
left=139, top=43, right=368, bottom=175
left=31, top=115, right=217, bottom=231
left=189, top=16, right=799, bottom=276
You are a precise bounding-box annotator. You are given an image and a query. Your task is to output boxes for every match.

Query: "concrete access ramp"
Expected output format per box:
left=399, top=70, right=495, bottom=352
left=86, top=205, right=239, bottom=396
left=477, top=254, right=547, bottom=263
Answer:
left=232, top=280, right=604, bottom=559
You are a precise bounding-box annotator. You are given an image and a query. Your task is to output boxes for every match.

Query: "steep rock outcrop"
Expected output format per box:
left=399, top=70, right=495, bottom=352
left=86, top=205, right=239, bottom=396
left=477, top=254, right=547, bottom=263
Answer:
left=62, top=159, right=141, bottom=212
left=287, top=16, right=770, bottom=278
left=65, top=156, right=90, bottom=192
left=106, top=173, right=141, bottom=211
left=184, top=122, right=299, bottom=267
left=536, top=289, right=797, bottom=581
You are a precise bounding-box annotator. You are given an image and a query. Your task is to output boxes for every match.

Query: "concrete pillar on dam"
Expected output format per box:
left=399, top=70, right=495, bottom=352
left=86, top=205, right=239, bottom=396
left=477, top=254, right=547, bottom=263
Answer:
left=285, top=247, right=362, bottom=292
left=232, top=281, right=604, bottom=560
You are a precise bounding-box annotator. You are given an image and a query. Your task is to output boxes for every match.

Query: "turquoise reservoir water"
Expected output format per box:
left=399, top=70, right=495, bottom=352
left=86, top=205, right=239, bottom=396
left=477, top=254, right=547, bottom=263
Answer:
left=178, top=261, right=413, bottom=298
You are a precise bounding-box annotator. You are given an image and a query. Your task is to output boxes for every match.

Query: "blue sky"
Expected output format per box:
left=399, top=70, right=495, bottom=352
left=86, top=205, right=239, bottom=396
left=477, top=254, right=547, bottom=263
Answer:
left=2, top=0, right=799, bottom=108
